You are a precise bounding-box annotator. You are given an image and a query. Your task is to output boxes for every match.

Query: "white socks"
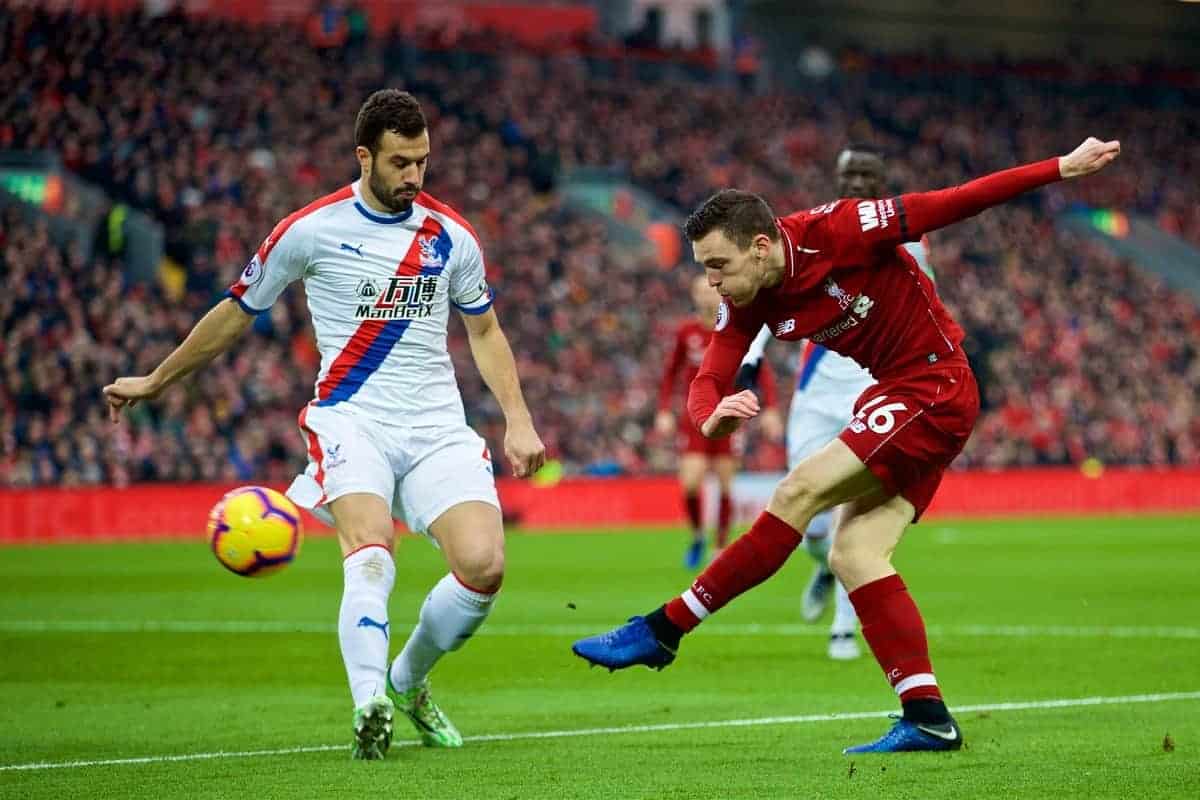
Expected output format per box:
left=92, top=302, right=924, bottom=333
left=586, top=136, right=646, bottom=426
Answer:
left=831, top=578, right=858, bottom=635
left=804, top=510, right=859, bottom=635
left=389, top=573, right=497, bottom=693
left=338, top=545, right=396, bottom=708
left=803, top=510, right=834, bottom=562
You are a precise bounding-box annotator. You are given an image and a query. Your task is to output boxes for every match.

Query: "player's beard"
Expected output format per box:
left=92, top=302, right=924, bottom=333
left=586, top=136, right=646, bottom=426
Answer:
left=369, top=171, right=419, bottom=213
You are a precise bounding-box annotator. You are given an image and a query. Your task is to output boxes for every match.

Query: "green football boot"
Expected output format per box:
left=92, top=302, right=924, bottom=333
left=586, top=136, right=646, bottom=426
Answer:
left=350, top=694, right=395, bottom=760
left=388, top=677, right=463, bottom=748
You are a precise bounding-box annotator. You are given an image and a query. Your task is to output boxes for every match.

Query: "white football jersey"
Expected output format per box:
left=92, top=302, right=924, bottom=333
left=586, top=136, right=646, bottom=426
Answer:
left=227, top=181, right=493, bottom=426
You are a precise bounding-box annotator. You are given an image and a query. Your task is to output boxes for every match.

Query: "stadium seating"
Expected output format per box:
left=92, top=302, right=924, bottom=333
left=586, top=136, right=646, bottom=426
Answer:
left=1, top=7, right=1197, bottom=485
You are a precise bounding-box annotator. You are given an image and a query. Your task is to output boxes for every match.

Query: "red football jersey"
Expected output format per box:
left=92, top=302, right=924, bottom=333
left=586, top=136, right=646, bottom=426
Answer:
left=659, top=317, right=776, bottom=414
left=689, top=158, right=1063, bottom=429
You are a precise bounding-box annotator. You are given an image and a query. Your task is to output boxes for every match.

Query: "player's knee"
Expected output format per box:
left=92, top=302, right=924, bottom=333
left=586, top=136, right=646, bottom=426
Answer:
left=770, top=470, right=824, bottom=519
left=826, top=544, right=855, bottom=582
left=338, top=518, right=393, bottom=553
left=678, top=468, right=704, bottom=492
left=828, top=538, right=892, bottom=584
left=453, top=544, right=505, bottom=593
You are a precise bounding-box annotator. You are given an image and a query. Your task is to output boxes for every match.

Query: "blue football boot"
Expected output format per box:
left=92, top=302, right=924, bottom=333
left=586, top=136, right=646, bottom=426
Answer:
left=572, top=616, right=677, bottom=671
left=843, top=715, right=963, bottom=754
left=684, top=538, right=705, bottom=570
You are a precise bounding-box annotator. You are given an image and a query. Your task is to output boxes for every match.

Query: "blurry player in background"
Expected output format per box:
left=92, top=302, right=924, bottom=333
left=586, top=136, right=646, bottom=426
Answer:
left=658, top=275, right=782, bottom=568
left=574, top=137, right=1120, bottom=754
left=737, top=144, right=936, bottom=661
left=104, top=90, right=545, bottom=760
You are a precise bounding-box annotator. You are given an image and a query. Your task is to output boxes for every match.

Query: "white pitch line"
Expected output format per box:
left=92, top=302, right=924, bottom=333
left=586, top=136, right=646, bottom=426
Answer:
left=2, top=691, right=1198, bottom=773
left=3, top=620, right=1200, bottom=639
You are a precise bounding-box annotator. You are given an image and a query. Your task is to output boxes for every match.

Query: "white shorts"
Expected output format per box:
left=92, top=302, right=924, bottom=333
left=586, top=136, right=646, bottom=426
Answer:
left=286, top=403, right=500, bottom=539
left=787, top=386, right=870, bottom=469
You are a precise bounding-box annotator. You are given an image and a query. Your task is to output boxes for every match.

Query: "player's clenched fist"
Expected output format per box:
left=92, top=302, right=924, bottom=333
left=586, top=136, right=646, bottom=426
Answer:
left=102, top=375, right=163, bottom=423
left=1059, top=137, right=1121, bottom=179
left=700, top=389, right=760, bottom=438
left=505, top=420, right=546, bottom=478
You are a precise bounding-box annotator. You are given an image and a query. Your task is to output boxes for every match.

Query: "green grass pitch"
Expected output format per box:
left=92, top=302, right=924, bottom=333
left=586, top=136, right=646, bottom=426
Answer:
left=2, top=515, right=1198, bottom=798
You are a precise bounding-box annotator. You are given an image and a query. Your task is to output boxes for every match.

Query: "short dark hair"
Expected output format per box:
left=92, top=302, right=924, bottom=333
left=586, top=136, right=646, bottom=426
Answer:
left=355, top=90, right=427, bottom=154
left=683, top=189, right=779, bottom=249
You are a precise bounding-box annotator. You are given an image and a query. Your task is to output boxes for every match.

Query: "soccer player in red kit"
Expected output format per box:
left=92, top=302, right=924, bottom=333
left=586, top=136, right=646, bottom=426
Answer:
left=657, top=275, right=782, bottom=568
left=574, top=137, right=1121, bottom=753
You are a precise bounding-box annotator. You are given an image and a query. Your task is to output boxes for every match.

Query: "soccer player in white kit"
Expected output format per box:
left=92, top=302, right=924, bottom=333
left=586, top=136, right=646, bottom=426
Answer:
left=104, top=90, right=546, bottom=759
left=737, top=144, right=934, bottom=661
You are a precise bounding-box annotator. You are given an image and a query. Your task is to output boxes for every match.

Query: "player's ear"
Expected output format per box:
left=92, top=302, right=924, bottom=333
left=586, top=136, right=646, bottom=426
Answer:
left=751, top=232, right=772, bottom=260
left=355, top=145, right=373, bottom=176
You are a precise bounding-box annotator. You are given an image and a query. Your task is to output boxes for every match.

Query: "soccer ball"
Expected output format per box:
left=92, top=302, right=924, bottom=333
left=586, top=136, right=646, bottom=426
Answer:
left=207, top=486, right=303, bottom=577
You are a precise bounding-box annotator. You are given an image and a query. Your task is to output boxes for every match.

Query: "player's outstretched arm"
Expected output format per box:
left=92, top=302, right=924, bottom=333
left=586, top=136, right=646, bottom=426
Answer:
left=461, top=307, right=546, bottom=478
left=899, top=137, right=1121, bottom=239
left=103, top=298, right=254, bottom=423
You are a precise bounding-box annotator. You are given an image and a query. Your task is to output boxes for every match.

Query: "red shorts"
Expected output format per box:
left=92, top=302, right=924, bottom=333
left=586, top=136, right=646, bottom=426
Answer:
left=838, top=365, right=980, bottom=521
left=679, top=422, right=742, bottom=458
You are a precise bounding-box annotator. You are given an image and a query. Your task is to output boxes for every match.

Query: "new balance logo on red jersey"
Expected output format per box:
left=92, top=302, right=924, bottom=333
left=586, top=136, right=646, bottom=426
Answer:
left=775, top=319, right=796, bottom=336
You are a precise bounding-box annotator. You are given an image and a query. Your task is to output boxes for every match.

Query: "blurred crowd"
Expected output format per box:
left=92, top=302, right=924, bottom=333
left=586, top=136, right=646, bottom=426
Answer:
left=1, top=7, right=1198, bottom=487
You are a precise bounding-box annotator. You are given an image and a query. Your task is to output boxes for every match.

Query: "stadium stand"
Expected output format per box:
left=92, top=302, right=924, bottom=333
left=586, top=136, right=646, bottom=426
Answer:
left=1, top=7, right=1197, bottom=486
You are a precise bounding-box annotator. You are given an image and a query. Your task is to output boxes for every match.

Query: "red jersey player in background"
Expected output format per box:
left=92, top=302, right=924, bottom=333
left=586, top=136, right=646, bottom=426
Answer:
left=574, top=137, right=1121, bottom=754
left=657, top=274, right=782, bottom=569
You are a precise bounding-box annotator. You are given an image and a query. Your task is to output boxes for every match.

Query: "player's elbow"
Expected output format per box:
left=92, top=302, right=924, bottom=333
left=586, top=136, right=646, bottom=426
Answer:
left=463, top=307, right=500, bottom=340
left=223, top=302, right=256, bottom=334
left=218, top=296, right=257, bottom=325
left=199, top=300, right=254, bottom=354
left=686, top=406, right=712, bottom=436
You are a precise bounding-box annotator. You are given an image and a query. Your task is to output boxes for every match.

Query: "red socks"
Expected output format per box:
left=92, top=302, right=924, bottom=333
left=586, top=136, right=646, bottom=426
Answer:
left=715, top=493, right=732, bottom=548
left=682, top=492, right=731, bottom=546
left=683, top=492, right=702, bottom=534
left=665, top=511, right=802, bottom=631
left=659, top=522, right=944, bottom=709
left=849, top=574, right=943, bottom=703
